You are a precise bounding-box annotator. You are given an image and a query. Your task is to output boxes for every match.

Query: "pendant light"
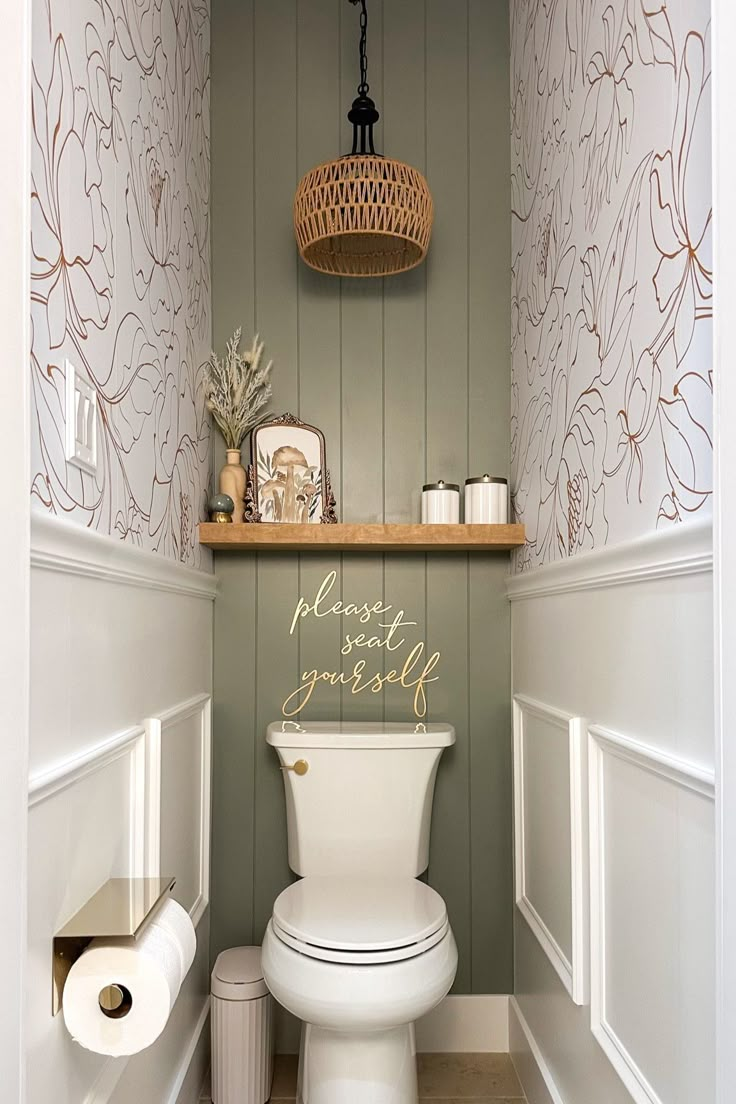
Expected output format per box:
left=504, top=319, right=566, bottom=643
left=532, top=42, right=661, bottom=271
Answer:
left=294, top=0, right=434, bottom=278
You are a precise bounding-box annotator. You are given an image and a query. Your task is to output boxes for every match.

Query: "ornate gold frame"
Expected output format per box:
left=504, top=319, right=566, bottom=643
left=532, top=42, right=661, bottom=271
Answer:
left=245, top=412, right=338, bottom=524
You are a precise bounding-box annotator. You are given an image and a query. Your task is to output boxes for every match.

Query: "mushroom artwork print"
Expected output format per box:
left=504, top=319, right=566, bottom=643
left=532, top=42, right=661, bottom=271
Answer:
left=252, top=416, right=329, bottom=524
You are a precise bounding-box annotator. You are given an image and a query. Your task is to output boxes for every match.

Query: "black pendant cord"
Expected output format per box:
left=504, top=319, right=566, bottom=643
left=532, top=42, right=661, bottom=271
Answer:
left=350, top=0, right=369, bottom=96
left=347, top=0, right=380, bottom=156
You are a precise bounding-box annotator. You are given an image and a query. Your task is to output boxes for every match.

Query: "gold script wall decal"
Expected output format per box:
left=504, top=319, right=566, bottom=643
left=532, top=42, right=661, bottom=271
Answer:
left=282, top=570, right=441, bottom=719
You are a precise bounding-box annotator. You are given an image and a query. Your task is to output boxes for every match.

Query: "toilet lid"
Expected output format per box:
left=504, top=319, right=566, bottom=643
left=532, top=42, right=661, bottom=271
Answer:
left=272, top=877, right=448, bottom=956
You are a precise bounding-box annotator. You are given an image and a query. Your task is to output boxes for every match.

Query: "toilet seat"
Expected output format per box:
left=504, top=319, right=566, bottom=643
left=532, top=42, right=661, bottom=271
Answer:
left=271, top=876, right=449, bottom=965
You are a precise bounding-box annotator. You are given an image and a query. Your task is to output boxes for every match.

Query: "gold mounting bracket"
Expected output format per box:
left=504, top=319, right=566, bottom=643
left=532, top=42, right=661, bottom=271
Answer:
left=52, top=876, right=176, bottom=1016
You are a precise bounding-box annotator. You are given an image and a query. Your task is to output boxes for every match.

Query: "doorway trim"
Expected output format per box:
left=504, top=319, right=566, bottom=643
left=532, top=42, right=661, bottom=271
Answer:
left=712, top=2, right=735, bottom=1101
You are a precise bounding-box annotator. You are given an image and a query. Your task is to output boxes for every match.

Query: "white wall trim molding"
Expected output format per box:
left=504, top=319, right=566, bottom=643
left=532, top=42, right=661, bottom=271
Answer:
left=506, top=519, right=712, bottom=601
left=588, top=724, right=716, bottom=1104
left=168, top=997, right=211, bottom=1104
left=713, top=5, right=736, bottom=1101
left=28, top=723, right=148, bottom=882
left=509, top=998, right=566, bottom=1104
left=276, top=996, right=511, bottom=1055
left=85, top=1057, right=129, bottom=1104
left=31, top=512, right=217, bottom=601
left=513, top=696, right=587, bottom=1005
left=145, top=694, right=212, bottom=928
left=28, top=723, right=147, bottom=814
left=416, top=994, right=510, bottom=1053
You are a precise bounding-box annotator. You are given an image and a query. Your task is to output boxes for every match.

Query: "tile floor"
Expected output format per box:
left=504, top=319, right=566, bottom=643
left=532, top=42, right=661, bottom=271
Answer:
left=200, top=1052, right=527, bottom=1102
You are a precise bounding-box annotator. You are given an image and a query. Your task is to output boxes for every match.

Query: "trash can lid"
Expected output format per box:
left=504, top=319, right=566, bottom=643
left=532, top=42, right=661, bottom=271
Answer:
left=212, top=946, right=269, bottom=1001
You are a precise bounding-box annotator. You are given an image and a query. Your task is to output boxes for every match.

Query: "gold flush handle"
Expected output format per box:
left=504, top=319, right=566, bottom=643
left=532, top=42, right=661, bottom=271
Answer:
left=280, top=759, right=309, bottom=776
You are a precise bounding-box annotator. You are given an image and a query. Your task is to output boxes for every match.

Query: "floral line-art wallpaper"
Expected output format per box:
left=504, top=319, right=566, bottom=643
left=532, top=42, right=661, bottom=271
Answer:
left=510, top=0, right=712, bottom=571
left=31, top=0, right=211, bottom=566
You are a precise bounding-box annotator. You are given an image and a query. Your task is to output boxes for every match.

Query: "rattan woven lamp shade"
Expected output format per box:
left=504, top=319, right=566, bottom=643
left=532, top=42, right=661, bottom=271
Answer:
left=294, top=155, right=434, bottom=278
left=294, top=0, right=434, bottom=278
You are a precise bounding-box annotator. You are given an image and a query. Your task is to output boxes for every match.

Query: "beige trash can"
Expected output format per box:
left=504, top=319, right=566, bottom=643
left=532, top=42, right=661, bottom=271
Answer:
left=211, top=947, right=274, bottom=1104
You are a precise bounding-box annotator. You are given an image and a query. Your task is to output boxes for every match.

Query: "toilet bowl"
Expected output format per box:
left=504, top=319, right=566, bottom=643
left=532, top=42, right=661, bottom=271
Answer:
left=262, top=877, right=458, bottom=1104
left=262, top=721, right=457, bottom=1104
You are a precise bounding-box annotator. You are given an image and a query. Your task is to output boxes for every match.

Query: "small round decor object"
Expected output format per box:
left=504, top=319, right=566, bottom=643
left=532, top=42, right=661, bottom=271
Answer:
left=208, top=492, right=235, bottom=524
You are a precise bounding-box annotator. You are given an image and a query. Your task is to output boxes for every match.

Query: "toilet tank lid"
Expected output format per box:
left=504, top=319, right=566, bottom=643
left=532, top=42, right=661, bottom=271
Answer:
left=266, top=720, right=455, bottom=749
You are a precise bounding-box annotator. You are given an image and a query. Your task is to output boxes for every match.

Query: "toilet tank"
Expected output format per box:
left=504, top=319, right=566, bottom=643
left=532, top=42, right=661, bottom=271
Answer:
left=267, top=721, right=455, bottom=877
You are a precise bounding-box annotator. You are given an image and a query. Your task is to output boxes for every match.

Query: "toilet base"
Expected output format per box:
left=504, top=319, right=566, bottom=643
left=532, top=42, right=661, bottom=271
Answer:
left=297, top=1021, right=418, bottom=1104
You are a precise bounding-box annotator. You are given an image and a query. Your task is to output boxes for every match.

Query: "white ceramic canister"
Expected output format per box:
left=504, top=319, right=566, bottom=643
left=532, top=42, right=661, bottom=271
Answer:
left=464, top=475, right=508, bottom=524
left=421, top=480, right=461, bottom=524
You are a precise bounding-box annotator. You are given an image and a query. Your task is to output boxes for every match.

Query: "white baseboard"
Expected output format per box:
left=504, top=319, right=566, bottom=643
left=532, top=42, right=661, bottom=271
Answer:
left=275, top=995, right=510, bottom=1055
left=416, top=994, right=509, bottom=1052
left=170, top=998, right=211, bottom=1104
left=509, top=997, right=565, bottom=1104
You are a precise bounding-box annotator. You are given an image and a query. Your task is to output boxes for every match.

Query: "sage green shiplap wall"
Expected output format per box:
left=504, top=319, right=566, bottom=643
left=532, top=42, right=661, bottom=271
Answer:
left=210, top=0, right=511, bottom=993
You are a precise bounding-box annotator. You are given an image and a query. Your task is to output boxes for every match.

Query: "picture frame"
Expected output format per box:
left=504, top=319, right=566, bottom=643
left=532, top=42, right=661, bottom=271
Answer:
left=245, top=413, right=338, bottom=524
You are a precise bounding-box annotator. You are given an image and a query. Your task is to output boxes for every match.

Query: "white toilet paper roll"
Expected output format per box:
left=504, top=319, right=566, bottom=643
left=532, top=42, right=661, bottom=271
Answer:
left=63, top=898, right=196, bottom=1057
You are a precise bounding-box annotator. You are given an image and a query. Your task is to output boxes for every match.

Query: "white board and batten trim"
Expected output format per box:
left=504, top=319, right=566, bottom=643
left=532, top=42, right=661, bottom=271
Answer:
left=145, top=694, right=212, bottom=929
left=506, top=517, right=712, bottom=601
left=416, top=995, right=509, bottom=1053
left=513, top=696, right=587, bottom=1006
left=30, top=512, right=217, bottom=600
left=712, top=5, right=736, bottom=1101
left=509, top=998, right=565, bottom=1104
left=166, top=998, right=211, bottom=1104
left=588, top=723, right=716, bottom=1104
left=28, top=723, right=148, bottom=879
left=275, top=996, right=511, bottom=1056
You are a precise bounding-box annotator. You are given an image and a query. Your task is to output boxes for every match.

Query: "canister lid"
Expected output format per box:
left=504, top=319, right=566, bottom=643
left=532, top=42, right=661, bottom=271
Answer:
left=211, top=946, right=269, bottom=1001
left=465, top=474, right=508, bottom=485
left=422, top=480, right=460, bottom=492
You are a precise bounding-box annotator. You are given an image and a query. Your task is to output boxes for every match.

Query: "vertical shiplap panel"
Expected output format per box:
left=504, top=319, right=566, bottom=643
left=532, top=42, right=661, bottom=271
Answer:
left=382, top=0, right=428, bottom=723
left=252, top=0, right=300, bottom=938
left=425, top=0, right=472, bottom=992
left=295, top=0, right=344, bottom=722
left=467, top=0, right=513, bottom=993
left=339, top=0, right=385, bottom=721
left=382, top=0, right=428, bottom=524
left=210, top=0, right=257, bottom=959
left=211, top=0, right=514, bottom=994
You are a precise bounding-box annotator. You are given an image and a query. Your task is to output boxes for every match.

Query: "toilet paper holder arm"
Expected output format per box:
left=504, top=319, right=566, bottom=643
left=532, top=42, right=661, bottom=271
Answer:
left=52, top=875, right=176, bottom=1016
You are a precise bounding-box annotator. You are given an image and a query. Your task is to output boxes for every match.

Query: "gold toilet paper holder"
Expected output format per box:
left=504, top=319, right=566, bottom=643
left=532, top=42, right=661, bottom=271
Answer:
left=52, top=876, right=176, bottom=1016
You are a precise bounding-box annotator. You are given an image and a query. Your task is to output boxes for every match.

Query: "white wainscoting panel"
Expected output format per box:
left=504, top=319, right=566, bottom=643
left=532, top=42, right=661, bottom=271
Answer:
left=146, top=695, right=212, bottom=928
left=588, top=724, right=716, bottom=1104
left=514, top=696, right=587, bottom=1005
left=28, top=534, right=213, bottom=1104
left=27, top=724, right=148, bottom=1104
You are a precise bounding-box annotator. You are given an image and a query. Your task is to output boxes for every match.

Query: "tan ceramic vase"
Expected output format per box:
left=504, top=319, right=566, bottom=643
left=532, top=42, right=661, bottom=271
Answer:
left=219, top=449, right=246, bottom=523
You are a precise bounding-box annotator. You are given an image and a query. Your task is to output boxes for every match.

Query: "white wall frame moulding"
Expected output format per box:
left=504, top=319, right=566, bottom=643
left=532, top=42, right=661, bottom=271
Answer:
left=167, top=997, right=210, bottom=1104
left=28, top=722, right=147, bottom=882
left=712, top=4, right=736, bottom=1101
left=513, top=696, right=587, bottom=1005
left=506, top=518, right=712, bottom=601
left=31, top=724, right=150, bottom=1104
left=587, top=724, right=715, bottom=1104
left=509, top=997, right=566, bottom=1104
left=145, top=695, right=212, bottom=929
left=30, top=512, right=217, bottom=600
left=84, top=1057, right=129, bottom=1104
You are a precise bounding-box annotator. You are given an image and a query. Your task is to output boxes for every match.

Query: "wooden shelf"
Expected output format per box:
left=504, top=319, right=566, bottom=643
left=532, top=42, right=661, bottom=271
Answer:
left=198, top=522, right=525, bottom=552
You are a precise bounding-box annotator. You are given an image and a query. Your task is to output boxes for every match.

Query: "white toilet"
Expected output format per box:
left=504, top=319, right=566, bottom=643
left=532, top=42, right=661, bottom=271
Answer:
left=261, top=721, right=458, bottom=1104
